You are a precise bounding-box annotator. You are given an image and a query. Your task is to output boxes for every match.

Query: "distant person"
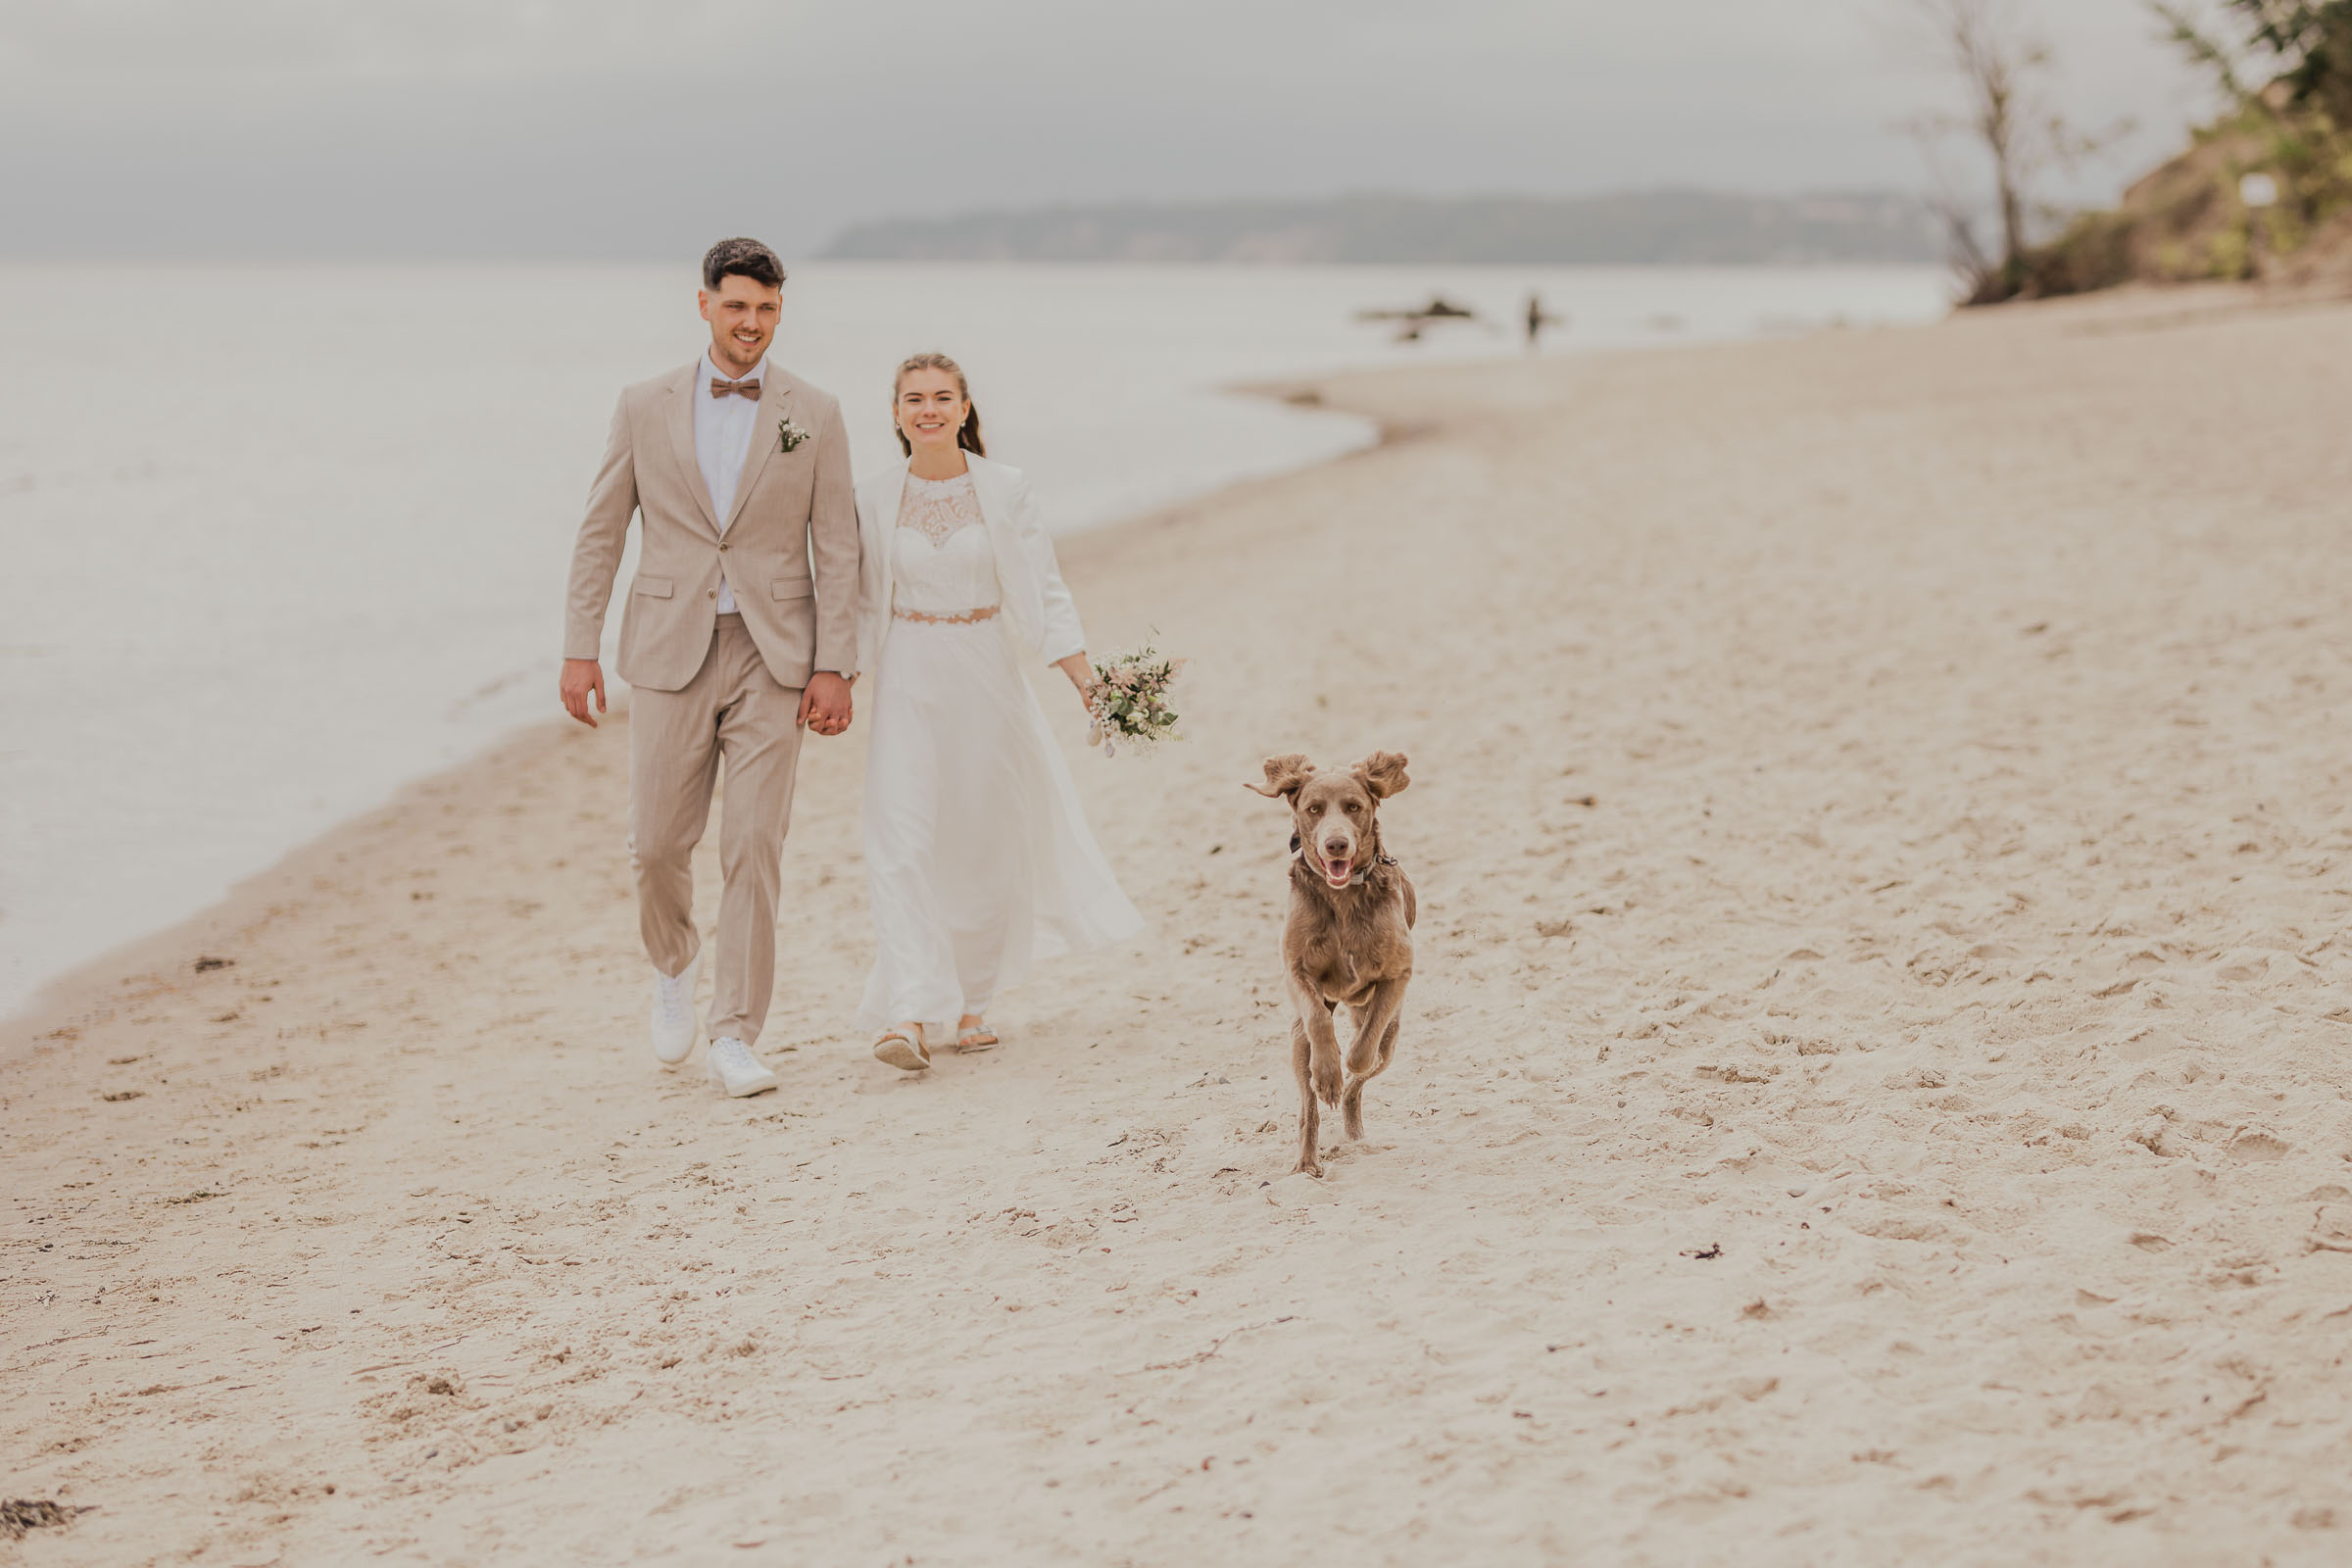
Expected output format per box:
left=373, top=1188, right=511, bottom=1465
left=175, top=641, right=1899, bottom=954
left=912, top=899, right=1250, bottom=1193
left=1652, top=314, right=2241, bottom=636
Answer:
left=559, top=237, right=861, bottom=1099
left=1525, top=291, right=1564, bottom=350
left=853, top=353, right=1143, bottom=1072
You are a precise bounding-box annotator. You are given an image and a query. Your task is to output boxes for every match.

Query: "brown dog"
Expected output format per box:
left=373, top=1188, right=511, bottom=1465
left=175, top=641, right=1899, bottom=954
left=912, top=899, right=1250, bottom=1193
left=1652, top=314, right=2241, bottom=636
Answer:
left=1247, top=752, right=1416, bottom=1177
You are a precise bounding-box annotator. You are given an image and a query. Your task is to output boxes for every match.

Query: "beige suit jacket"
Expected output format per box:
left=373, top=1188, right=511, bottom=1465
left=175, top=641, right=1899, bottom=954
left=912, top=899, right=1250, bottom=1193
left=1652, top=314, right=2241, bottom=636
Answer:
left=564, top=360, right=861, bottom=693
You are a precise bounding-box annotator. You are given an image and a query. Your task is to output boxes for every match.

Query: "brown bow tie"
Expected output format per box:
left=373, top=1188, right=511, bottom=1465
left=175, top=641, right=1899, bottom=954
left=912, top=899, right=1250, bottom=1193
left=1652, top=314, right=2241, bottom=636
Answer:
left=710, top=377, right=761, bottom=401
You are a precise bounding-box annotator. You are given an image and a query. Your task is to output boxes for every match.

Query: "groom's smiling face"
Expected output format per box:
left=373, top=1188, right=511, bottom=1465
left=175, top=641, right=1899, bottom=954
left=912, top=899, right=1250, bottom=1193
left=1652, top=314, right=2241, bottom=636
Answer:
left=698, top=274, right=782, bottom=376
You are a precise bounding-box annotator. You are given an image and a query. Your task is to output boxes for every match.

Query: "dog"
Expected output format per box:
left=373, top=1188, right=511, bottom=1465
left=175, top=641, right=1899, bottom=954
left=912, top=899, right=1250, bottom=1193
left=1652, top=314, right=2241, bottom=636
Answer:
left=1247, top=751, right=1416, bottom=1177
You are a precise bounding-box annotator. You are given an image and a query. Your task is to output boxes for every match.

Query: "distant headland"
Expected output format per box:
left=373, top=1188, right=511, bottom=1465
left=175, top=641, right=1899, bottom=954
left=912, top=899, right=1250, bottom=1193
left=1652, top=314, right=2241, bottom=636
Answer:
left=819, top=190, right=1946, bottom=266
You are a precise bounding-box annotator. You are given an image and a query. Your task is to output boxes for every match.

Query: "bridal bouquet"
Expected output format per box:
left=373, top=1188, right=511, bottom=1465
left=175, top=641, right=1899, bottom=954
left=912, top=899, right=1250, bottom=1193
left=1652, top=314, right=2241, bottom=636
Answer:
left=1086, top=645, right=1186, bottom=758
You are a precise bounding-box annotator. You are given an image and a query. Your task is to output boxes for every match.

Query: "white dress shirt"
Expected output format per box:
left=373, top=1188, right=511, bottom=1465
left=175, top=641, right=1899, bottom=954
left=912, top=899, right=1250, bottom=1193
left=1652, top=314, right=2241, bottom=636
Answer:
left=693, top=350, right=766, bottom=614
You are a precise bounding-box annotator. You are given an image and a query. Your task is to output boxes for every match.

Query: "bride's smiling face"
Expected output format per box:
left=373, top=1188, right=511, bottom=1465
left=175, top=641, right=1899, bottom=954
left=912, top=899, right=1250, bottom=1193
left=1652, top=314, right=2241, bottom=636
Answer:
left=895, top=368, right=966, bottom=451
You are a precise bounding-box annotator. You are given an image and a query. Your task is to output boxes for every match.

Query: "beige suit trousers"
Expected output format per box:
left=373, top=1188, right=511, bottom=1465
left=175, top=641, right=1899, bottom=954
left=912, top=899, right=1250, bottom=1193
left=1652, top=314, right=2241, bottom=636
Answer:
left=629, top=615, right=806, bottom=1047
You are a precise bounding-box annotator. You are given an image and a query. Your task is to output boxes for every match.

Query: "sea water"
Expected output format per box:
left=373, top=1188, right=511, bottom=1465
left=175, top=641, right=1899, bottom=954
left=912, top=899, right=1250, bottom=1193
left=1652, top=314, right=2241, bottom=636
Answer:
left=0, top=261, right=1949, bottom=1016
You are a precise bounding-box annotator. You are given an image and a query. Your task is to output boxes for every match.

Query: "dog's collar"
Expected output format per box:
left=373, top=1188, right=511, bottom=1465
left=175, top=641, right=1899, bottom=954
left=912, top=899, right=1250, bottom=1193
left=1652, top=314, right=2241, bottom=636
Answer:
left=1290, top=833, right=1397, bottom=887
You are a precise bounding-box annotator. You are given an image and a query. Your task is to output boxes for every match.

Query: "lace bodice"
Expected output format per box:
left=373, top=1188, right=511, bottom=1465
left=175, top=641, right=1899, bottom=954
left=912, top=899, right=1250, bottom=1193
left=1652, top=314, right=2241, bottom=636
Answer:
left=893, top=472, right=1001, bottom=614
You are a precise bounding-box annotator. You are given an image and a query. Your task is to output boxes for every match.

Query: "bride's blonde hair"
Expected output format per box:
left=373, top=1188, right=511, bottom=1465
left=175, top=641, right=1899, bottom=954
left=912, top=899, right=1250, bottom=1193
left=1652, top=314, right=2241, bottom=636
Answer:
left=893, top=352, right=986, bottom=458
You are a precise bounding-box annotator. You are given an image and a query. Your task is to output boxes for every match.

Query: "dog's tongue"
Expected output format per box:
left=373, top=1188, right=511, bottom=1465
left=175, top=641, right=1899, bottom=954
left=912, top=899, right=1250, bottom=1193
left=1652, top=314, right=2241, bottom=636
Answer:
left=1322, top=857, right=1351, bottom=887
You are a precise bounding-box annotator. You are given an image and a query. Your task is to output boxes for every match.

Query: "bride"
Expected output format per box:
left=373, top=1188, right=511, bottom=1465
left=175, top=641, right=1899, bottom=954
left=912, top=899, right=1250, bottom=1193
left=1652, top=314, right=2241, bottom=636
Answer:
left=853, top=352, right=1144, bottom=1070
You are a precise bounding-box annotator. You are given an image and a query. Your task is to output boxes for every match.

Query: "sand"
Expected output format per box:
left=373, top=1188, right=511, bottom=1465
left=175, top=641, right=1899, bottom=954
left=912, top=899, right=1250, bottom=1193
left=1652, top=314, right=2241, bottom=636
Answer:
left=8, top=284, right=2352, bottom=1565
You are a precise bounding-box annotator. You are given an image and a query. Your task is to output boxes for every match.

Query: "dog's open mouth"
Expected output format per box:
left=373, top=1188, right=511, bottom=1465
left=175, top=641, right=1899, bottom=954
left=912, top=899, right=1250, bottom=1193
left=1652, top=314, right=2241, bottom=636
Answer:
left=1320, top=855, right=1352, bottom=888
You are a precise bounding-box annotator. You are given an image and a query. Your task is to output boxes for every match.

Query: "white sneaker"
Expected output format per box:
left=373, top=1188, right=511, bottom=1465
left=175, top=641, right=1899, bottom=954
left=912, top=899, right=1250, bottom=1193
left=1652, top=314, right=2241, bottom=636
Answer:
left=706, top=1037, right=778, bottom=1098
left=651, top=956, right=700, bottom=1067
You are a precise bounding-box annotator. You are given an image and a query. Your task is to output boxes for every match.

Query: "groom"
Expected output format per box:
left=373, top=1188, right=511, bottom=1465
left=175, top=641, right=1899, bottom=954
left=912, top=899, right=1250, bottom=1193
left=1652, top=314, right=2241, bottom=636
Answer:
left=560, top=236, right=860, bottom=1098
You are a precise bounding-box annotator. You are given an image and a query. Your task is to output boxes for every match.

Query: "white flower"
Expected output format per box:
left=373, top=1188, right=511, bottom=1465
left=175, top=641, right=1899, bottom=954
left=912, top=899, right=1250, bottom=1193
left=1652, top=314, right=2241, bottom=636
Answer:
left=777, top=416, right=811, bottom=453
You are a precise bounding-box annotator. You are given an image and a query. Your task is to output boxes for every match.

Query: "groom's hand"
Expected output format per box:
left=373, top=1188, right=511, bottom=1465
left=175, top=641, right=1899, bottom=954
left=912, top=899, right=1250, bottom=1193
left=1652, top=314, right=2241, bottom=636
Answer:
left=561, top=658, right=607, bottom=728
left=800, top=671, right=853, bottom=737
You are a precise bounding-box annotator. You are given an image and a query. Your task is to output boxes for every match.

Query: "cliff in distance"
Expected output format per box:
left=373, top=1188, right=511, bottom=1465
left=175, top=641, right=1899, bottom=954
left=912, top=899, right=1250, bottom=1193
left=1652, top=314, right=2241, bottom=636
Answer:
left=820, top=190, right=1945, bottom=266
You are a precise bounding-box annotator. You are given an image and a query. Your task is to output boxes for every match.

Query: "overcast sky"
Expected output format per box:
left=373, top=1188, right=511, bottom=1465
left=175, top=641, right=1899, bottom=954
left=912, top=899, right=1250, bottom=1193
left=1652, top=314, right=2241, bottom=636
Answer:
left=0, top=0, right=2228, bottom=260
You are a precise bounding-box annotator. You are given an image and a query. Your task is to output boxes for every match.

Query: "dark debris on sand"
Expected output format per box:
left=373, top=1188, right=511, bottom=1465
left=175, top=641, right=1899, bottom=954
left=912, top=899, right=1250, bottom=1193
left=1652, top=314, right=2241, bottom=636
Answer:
left=2, top=1498, right=90, bottom=1540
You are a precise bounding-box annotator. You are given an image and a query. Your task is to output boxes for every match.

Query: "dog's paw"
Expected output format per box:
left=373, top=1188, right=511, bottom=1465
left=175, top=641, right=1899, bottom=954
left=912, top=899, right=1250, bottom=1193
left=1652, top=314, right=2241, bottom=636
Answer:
left=1312, top=1059, right=1343, bottom=1106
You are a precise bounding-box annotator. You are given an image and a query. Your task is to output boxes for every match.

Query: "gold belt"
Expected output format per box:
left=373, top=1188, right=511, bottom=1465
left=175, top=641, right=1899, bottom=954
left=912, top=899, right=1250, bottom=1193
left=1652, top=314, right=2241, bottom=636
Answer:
left=894, top=605, right=1001, bottom=625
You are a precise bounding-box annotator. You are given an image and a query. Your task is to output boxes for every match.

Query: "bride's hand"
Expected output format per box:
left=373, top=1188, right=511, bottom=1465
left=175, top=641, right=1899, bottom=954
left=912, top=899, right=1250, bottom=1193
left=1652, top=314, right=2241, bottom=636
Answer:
left=1054, top=653, right=1096, bottom=715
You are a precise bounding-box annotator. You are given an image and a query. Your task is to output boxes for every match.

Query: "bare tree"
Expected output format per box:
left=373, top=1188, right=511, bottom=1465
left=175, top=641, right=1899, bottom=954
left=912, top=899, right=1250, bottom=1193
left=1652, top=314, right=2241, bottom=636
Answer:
left=1903, top=0, right=2124, bottom=302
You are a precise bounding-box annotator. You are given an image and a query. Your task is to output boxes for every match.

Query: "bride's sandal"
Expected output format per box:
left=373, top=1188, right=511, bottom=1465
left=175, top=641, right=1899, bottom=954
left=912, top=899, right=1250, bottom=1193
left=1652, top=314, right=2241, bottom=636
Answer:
left=955, top=1020, right=1000, bottom=1054
left=873, top=1024, right=932, bottom=1072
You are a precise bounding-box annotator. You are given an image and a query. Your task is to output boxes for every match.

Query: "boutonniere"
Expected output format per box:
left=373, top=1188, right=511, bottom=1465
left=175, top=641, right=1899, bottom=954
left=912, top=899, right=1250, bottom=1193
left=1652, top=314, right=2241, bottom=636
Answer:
left=776, top=412, right=811, bottom=454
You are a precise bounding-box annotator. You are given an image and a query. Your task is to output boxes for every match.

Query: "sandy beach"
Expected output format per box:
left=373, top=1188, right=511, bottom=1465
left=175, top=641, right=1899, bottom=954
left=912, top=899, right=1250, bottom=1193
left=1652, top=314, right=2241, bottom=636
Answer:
left=8, top=286, right=2352, bottom=1564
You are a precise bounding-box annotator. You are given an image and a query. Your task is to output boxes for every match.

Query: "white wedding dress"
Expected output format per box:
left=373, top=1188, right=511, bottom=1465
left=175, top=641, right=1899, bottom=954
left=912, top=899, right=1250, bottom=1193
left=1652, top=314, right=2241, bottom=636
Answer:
left=856, top=471, right=1143, bottom=1035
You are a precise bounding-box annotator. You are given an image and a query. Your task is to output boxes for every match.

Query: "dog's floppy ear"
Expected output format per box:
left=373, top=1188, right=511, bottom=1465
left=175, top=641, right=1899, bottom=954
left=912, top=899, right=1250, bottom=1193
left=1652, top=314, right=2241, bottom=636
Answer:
left=1353, top=751, right=1410, bottom=799
left=1245, top=753, right=1317, bottom=800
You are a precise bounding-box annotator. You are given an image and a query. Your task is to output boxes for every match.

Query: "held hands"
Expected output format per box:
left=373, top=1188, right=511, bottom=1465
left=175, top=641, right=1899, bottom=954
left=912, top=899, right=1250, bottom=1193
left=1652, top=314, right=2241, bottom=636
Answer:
left=563, top=661, right=854, bottom=736
left=800, top=671, right=855, bottom=737
left=561, top=659, right=607, bottom=728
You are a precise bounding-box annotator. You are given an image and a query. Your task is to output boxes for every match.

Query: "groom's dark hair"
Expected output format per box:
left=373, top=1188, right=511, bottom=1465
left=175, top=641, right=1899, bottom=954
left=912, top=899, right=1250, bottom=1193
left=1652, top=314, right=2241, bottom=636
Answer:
left=702, top=237, right=786, bottom=291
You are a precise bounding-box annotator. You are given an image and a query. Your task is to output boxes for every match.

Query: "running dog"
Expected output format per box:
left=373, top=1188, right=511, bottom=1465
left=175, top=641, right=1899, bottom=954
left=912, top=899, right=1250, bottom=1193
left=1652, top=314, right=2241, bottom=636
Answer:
left=1247, top=751, right=1416, bottom=1177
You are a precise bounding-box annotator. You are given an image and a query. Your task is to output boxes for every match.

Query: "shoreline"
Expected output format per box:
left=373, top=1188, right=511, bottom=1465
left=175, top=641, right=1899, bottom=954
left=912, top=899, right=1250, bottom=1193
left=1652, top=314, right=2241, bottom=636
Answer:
left=0, top=325, right=1585, bottom=1043
left=0, top=386, right=1396, bottom=1051
left=11, top=283, right=2352, bottom=1562
left=0, top=381, right=1377, bottom=1036
left=0, top=307, right=1809, bottom=1042
left=0, top=262, right=1952, bottom=1024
